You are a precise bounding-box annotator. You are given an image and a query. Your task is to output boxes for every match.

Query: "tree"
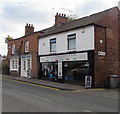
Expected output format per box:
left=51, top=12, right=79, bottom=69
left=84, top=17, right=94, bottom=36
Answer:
left=5, top=35, right=13, bottom=43
left=67, top=14, right=79, bottom=22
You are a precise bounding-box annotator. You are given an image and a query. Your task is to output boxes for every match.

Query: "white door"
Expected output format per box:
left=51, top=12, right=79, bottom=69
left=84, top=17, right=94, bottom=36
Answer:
left=21, top=59, right=27, bottom=77
left=21, top=58, right=31, bottom=77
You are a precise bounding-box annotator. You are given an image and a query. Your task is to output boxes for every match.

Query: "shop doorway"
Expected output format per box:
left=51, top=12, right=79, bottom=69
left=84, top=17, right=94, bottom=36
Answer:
left=21, top=58, right=31, bottom=77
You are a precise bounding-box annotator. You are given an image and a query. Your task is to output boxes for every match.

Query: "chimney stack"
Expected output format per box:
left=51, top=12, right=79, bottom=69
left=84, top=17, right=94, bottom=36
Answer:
left=25, top=23, right=34, bottom=36
left=55, top=12, right=68, bottom=25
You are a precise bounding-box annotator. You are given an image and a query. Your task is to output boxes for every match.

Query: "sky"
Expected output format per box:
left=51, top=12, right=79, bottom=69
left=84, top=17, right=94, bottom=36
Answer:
left=0, top=0, right=120, bottom=56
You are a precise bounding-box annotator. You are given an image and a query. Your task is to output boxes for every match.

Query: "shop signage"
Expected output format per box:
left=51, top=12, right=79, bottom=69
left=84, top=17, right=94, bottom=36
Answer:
left=40, top=53, right=88, bottom=62
left=98, top=51, right=106, bottom=56
left=58, top=62, right=62, bottom=79
left=10, top=56, right=19, bottom=59
left=21, top=54, right=32, bottom=58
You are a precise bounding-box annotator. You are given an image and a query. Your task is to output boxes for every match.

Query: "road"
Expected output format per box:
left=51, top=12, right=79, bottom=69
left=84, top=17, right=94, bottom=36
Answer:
left=2, top=78, right=118, bottom=112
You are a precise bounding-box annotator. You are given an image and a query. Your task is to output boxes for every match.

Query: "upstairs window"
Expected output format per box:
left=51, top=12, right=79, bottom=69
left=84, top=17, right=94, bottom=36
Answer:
left=68, top=34, right=76, bottom=50
left=25, top=41, right=29, bottom=52
left=12, top=44, right=15, bottom=54
left=50, top=38, right=56, bottom=52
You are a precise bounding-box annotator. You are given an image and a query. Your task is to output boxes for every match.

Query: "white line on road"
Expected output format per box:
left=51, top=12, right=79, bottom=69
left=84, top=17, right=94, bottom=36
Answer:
left=84, top=110, right=97, bottom=114
left=14, top=89, right=51, bottom=102
left=84, top=110, right=91, bottom=112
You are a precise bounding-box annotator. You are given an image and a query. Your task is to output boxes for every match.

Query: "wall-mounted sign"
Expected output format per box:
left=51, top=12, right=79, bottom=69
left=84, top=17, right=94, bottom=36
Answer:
left=98, top=51, right=106, bottom=56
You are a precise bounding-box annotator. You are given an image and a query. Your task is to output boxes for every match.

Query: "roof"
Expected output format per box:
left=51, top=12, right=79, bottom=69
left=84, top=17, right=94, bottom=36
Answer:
left=40, top=7, right=118, bottom=37
left=9, top=6, right=118, bottom=41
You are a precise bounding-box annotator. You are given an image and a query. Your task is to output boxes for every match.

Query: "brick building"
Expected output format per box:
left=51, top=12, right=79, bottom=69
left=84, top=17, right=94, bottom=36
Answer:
left=38, top=7, right=120, bottom=87
left=7, top=6, right=120, bottom=87
left=7, top=24, right=41, bottom=78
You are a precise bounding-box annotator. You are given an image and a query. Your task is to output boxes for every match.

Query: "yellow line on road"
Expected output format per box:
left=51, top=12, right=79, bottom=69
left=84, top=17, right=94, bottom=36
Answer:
left=3, top=78, right=62, bottom=91
left=3, top=77, right=106, bottom=92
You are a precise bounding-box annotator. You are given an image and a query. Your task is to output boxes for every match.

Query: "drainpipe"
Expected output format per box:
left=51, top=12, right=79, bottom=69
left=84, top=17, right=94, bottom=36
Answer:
left=19, top=41, right=23, bottom=76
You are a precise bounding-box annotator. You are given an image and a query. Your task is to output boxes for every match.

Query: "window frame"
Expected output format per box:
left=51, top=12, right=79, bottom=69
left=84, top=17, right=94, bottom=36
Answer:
left=67, top=33, right=76, bottom=50
left=25, top=40, right=29, bottom=53
left=50, top=38, right=56, bottom=52
left=10, top=59, right=19, bottom=71
left=12, top=44, right=15, bottom=54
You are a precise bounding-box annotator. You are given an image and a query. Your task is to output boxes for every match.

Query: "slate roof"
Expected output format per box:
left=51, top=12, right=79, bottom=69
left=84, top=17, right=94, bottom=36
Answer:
left=40, top=7, right=118, bottom=37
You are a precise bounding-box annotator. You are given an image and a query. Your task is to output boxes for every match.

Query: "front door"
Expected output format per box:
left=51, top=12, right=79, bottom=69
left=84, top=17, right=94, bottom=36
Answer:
left=21, top=58, right=31, bottom=77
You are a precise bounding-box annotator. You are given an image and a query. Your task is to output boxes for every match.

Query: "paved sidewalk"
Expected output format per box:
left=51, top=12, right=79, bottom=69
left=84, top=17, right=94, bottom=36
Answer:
left=2, top=75, right=85, bottom=91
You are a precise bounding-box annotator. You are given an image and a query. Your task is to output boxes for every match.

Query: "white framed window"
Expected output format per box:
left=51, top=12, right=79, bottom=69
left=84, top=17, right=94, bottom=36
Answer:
left=12, top=44, right=15, bottom=54
left=50, top=38, right=56, bottom=52
left=68, top=34, right=76, bottom=50
left=25, top=41, right=29, bottom=52
left=10, top=59, right=19, bottom=71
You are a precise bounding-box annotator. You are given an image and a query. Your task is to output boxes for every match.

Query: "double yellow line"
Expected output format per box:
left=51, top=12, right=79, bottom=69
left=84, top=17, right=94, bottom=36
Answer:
left=3, top=77, right=106, bottom=92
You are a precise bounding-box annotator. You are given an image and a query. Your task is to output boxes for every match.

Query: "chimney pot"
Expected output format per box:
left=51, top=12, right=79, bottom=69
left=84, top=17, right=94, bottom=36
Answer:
left=59, top=13, right=61, bottom=16
left=64, top=14, right=66, bottom=17
left=26, top=23, right=28, bottom=26
left=56, top=12, right=58, bottom=15
left=29, top=24, right=30, bottom=26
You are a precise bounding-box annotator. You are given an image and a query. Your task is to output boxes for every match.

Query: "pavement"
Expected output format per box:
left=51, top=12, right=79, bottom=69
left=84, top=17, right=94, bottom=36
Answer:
left=2, top=74, right=119, bottom=91
left=2, top=74, right=86, bottom=91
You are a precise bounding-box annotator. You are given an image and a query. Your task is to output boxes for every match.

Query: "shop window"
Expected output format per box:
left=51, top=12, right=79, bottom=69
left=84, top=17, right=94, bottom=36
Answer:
left=63, top=61, right=89, bottom=81
left=25, top=41, right=29, bottom=52
left=68, top=34, right=76, bottom=50
left=50, top=38, right=56, bottom=52
left=12, top=44, right=15, bottom=54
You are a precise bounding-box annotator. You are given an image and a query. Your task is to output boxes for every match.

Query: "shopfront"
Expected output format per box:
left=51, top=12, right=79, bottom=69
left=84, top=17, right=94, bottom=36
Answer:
left=40, top=51, right=94, bottom=85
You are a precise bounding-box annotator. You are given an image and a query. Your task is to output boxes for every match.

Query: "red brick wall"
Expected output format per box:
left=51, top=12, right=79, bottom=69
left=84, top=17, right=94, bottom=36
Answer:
left=25, top=24, right=34, bottom=36
left=94, top=7, right=119, bottom=87
left=118, top=9, right=120, bottom=86
left=55, top=13, right=68, bottom=25
left=8, top=32, right=40, bottom=78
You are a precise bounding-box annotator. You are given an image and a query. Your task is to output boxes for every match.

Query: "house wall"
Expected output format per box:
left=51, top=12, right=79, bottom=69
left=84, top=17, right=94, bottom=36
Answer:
left=8, top=32, right=40, bottom=78
left=39, top=25, right=94, bottom=55
left=118, top=8, right=120, bottom=86
left=94, top=7, right=119, bottom=87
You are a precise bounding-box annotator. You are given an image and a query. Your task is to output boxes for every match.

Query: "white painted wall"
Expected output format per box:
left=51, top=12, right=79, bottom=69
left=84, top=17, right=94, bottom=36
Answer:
left=39, top=25, right=94, bottom=55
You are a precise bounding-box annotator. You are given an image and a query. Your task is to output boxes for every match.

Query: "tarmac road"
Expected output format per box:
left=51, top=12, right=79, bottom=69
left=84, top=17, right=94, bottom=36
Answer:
left=2, top=78, right=118, bottom=113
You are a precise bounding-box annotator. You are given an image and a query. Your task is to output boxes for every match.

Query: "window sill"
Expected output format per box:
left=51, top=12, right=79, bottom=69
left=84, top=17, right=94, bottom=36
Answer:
left=50, top=52, right=56, bottom=55
left=10, top=69, right=18, bottom=72
left=67, top=49, right=76, bottom=52
left=24, top=51, right=29, bottom=54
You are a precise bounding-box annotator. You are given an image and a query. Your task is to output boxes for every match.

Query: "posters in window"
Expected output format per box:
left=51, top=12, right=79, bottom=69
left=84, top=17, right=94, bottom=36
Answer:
left=58, top=62, right=62, bottom=79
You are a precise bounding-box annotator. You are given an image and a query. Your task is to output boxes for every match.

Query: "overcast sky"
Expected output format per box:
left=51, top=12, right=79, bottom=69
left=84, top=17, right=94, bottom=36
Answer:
left=0, top=0, right=119, bottom=56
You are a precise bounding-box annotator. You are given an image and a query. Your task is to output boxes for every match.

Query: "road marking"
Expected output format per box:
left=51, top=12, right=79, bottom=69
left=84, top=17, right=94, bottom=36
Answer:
left=3, top=78, right=61, bottom=91
left=67, top=88, right=106, bottom=92
left=3, top=77, right=106, bottom=92
left=14, top=89, right=50, bottom=102
left=84, top=110, right=91, bottom=112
